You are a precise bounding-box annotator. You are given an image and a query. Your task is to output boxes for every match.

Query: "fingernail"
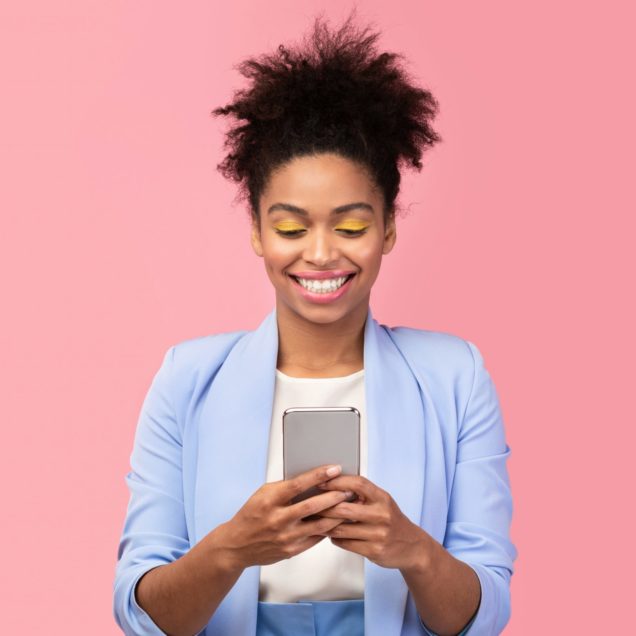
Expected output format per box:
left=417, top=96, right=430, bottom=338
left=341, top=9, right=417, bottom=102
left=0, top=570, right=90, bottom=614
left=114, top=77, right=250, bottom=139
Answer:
left=326, top=465, right=342, bottom=477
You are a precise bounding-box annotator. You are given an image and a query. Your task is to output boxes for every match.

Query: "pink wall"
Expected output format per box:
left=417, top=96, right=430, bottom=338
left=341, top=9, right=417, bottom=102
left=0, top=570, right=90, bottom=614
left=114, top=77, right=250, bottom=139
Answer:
left=2, top=1, right=634, bottom=633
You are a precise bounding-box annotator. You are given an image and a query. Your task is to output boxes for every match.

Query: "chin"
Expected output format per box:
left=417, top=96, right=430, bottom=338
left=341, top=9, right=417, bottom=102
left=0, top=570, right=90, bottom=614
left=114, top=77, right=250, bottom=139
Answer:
left=281, top=297, right=364, bottom=324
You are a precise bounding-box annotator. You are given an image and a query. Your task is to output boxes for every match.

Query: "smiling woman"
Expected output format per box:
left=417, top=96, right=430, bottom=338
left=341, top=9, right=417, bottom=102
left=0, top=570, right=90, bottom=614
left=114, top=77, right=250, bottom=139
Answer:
left=113, top=9, right=517, bottom=636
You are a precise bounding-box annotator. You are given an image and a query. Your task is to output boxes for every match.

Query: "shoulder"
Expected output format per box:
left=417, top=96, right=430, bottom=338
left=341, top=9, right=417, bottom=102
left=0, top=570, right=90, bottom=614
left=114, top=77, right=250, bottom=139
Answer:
left=381, top=323, right=503, bottom=444
left=381, top=323, right=484, bottom=403
left=172, top=328, right=249, bottom=364
left=154, top=328, right=250, bottom=405
left=387, top=323, right=470, bottom=355
left=384, top=323, right=478, bottom=373
left=168, top=328, right=249, bottom=378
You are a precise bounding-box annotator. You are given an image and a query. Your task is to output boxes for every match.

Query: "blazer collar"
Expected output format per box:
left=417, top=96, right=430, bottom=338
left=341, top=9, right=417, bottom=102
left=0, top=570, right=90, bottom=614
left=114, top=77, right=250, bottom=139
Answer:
left=194, top=305, right=426, bottom=636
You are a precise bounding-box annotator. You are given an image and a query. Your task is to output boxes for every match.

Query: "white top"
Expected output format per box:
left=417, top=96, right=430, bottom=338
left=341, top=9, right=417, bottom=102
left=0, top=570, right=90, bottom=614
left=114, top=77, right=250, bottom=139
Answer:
left=258, top=367, right=367, bottom=603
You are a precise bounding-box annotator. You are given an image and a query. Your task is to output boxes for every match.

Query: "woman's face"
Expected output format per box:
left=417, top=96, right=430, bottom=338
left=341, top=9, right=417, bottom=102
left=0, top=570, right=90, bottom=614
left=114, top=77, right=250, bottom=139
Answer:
left=251, top=152, right=396, bottom=326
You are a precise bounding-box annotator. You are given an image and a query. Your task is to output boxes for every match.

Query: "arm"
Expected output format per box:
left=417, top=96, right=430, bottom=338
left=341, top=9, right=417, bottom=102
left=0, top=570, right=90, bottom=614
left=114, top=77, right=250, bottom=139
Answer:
left=112, top=346, right=243, bottom=636
left=400, top=537, right=481, bottom=636
left=412, top=340, right=517, bottom=635
left=133, top=523, right=244, bottom=636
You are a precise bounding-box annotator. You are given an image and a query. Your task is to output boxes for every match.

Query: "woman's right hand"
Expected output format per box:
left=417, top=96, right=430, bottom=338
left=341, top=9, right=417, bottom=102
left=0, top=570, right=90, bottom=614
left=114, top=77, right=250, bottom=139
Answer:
left=212, top=464, right=350, bottom=570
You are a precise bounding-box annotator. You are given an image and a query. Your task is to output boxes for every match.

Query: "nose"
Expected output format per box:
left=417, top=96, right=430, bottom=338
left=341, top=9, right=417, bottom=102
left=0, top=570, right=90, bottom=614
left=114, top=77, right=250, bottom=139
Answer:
left=302, top=226, right=340, bottom=267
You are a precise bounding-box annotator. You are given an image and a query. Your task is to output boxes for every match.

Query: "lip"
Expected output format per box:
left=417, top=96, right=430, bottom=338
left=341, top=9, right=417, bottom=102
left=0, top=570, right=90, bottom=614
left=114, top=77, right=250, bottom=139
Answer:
left=288, top=272, right=356, bottom=304
left=288, top=270, right=356, bottom=280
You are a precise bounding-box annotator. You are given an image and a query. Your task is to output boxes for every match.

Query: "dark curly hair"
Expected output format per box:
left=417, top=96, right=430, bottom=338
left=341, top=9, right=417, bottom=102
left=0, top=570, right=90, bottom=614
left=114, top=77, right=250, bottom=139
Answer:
left=211, top=9, right=442, bottom=225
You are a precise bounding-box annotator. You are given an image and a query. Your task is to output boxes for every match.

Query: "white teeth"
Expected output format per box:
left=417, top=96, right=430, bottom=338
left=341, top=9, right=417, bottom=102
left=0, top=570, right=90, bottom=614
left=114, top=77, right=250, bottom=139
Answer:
left=294, top=275, right=351, bottom=293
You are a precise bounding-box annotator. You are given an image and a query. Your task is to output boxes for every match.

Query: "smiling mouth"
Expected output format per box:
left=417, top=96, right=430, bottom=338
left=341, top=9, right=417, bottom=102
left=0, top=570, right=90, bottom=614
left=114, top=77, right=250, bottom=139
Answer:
left=289, top=273, right=356, bottom=294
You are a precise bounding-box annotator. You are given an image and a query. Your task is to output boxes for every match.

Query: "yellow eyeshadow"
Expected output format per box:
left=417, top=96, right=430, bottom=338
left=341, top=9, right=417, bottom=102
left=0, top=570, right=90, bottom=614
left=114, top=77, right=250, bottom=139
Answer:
left=273, top=221, right=305, bottom=231
left=335, top=220, right=370, bottom=231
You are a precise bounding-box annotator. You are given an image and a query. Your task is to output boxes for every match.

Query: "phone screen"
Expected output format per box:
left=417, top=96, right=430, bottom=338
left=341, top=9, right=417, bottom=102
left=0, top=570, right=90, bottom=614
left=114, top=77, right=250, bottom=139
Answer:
left=283, top=406, right=360, bottom=508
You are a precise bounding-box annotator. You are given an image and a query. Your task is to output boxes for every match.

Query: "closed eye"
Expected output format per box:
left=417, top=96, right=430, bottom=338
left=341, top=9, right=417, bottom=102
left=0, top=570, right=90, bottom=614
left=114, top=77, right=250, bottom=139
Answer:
left=274, top=228, right=368, bottom=238
left=337, top=228, right=367, bottom=236
left=274, top=229, right=306, bottom=237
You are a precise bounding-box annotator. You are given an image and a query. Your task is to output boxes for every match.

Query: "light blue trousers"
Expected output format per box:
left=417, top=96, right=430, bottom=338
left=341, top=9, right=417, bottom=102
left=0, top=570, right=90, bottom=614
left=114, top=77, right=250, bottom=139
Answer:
left=255, top=599, right=365, bottom=636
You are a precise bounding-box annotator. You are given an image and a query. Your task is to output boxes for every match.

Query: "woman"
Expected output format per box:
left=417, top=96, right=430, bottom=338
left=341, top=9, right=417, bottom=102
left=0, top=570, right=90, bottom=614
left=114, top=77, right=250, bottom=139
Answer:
left=113, top=13, right=517, bottom=636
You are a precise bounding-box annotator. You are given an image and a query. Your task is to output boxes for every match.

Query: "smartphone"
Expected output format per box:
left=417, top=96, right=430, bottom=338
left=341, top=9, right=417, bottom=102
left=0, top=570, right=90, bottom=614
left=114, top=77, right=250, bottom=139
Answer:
left=283, top=406, right=360, bottom=509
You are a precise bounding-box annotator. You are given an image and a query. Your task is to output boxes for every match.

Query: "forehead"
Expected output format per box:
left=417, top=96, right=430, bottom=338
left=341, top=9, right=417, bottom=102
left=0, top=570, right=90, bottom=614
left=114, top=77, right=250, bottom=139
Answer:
left=262, top=153, right=381, bottom=206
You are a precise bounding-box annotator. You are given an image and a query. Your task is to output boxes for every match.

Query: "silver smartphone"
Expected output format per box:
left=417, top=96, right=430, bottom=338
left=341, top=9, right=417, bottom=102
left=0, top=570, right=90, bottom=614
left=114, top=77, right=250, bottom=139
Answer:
left=283, top=406, right=360, bottom=509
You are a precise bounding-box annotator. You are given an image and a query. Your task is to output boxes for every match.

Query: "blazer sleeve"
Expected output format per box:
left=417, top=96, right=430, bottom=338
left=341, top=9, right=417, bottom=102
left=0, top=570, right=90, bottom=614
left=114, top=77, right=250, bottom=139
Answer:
left=419, top=340, right=518, bottom=636
left=113, top=345, right=192, bottom=636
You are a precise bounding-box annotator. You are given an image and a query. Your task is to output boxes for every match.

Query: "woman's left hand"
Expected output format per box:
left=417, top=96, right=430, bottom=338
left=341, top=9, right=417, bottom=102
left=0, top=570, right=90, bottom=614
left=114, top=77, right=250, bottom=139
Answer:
left=316, top=475, right=432, bottom=571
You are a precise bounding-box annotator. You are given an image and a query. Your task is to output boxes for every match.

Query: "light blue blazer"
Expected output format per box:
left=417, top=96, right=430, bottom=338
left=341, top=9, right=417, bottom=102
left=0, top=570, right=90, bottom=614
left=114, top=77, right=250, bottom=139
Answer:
left=113, top=305, right=517, bottom=636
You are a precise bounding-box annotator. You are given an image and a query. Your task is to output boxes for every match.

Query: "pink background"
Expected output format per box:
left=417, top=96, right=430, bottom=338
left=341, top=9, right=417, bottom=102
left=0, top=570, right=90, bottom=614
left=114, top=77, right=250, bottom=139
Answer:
left=2, top=1, right=634, bottom=633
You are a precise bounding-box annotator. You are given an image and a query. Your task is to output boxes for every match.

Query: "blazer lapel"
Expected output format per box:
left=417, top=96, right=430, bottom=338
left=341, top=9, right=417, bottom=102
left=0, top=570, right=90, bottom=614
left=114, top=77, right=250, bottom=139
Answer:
left=194, top=307, right=279, bottom=636
left=364, top=307, right=427, bottom=636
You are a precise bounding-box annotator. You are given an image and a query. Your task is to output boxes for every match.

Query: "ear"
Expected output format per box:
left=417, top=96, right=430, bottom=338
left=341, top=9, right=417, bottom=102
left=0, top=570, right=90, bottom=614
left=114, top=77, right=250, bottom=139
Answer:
left=382, top=212, right=397, bottom=255
left=250, top=215, right=264, bottom=257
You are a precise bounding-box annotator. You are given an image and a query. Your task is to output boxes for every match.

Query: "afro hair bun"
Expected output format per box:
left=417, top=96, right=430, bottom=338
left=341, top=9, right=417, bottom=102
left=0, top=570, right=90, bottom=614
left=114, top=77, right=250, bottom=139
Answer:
left=212, top=9, right=442, bottom=221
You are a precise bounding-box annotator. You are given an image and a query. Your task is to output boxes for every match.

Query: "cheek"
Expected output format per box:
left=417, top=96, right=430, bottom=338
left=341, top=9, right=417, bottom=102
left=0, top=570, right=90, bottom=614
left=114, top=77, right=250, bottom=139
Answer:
left=261, top=240, right=296, bottom=266
left=354, top=243, right=384, bottom=269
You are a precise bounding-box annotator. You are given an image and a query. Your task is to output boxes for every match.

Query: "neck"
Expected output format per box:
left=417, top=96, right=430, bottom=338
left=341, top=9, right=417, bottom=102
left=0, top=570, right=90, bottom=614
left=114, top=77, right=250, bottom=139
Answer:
left=275, top=298, right=368, bottom=375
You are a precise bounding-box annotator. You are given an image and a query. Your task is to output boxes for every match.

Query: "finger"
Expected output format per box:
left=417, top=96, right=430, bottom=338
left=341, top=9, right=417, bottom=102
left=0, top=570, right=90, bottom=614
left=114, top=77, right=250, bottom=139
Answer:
left=327, top=522, right=377, bottom=541
left=275, top=464, right=342, bottom=505
left=297, top=515, right=345, bottom=538
left=285, top=489, right=353, bottom=521
left=316, top=475, right=379, bottom=501
left=329, top=537, right=369, bottom=557
left=316, top=501, right=378, bottom=523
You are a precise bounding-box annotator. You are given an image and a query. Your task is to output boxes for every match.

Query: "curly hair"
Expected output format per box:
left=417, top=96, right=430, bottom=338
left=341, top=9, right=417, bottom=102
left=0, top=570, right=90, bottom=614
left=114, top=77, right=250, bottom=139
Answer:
left=211, top=9, right=442, bottom=224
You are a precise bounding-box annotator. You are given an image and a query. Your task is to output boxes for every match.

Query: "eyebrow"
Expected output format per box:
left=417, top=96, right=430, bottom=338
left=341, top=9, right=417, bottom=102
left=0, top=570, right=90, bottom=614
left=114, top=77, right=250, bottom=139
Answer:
left=267, top=202, right=374, bottom=216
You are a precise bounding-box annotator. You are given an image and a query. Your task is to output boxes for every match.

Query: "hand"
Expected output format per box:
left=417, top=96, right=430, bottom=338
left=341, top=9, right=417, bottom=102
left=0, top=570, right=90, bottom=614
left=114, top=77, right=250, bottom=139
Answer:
left=213, top=465, right=352, bottom=570
left=316, top=475, right=432, bottom=571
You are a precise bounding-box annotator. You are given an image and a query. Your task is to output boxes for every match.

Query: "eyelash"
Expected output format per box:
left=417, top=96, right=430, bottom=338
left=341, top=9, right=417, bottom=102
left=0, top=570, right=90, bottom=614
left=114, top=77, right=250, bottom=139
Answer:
left=274, top=229, right=367, bottom=237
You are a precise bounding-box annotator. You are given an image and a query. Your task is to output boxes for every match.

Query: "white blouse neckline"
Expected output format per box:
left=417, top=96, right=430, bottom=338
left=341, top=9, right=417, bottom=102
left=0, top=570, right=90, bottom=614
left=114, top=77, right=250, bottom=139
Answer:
left=275, top=368, right=365, bottom=382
